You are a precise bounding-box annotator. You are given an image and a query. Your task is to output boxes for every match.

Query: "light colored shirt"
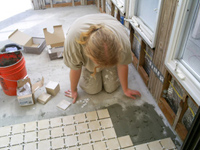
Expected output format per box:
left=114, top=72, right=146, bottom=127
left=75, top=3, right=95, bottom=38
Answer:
left=63, top=13, right=132, bottom=72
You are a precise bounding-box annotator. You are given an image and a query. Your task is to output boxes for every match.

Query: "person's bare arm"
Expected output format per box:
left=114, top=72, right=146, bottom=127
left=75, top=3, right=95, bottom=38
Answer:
left=65, top=68, right=82, bottom=103
left=117, top=64, right=141, bottom=99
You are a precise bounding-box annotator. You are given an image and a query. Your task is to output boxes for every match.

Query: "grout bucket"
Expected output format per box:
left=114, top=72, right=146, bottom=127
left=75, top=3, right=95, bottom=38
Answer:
left=0, top=51, right=27, bottom=96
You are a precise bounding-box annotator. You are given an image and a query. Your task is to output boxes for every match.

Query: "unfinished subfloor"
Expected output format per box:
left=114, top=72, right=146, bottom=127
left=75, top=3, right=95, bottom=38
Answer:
left=0, top=5, right=182, bottom=149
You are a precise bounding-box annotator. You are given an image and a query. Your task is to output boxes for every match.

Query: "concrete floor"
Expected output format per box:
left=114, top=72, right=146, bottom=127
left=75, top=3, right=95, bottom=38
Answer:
left=0, top=5, right=182, bottom=148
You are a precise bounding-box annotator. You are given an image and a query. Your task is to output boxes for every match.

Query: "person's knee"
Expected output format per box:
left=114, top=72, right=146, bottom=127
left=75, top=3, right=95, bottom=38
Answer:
left=104, top=83, right=120, bottom=93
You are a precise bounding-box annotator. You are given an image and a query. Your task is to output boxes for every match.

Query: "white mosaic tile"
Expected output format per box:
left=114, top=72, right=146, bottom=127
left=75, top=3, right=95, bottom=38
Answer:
left=78, top=133, right=90, bottom=144
left=24, top=132, right=37, bottom=143
left=51, top=127, right=63, bottom=138
left=25, top=121, right=37, bottom=132
left=65, top=135, right=78, bottom=147
left=24, top=142, right=37, bottom=150
left=38, top=119, right=50, bottom=130
left=123, top=147, right=136, bottom=150
left=12, top=124, right=24, bottom=134
left=79, top=144, right=93, bottom=150
left=100, top=118, right=113, bottom=129
left=103, top=128, right=117, bottom=139
left=38, top=129, right=50, bottom=140
left=64, top=125, right=76, bottom=136
left=135, top=144, right=149, bottom=150
left=0, top=126, right=11, bottom=137
left=74, top=113, right=86, bottom=123
left=90, top=130, right=103, bottom=142
left=86, top=111, right=98, bottom=121
left=106, top=138, right=120, bottom=149
left=10, top=145, right=23, bottom=150
left=62, top=115, right=74, bottom=125
left=118, top=135, right=133, bottom=148
left=93, top=141, right=107, bottom=150
left=88, top=121, right=101, bottom=131
left=51, top=137, right=65, bottom=149
left=148, top=141, right=162, bottom=150
left=160, top=138, right=176, bottom=149
left=76, top=123, right=88, bottom=133
left=50, top=117, right=62, bottom=127
left=10, top=134, right=24, bottom=146
left=97, top=109, right=110, bottom=119
left=0, top=136, right=10, bottom=148
left=67, top=147, right=79, bottom=150
left=38, top=140, right=51, bottom=150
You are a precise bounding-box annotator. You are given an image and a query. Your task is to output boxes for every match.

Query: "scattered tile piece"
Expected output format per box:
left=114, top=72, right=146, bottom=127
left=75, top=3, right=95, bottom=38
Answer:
left=24, top=132, right=37, bottom=143
left=12, top=124, right=24, bottom=134
left=0, top=136, right=10, bottom=147
left=0, top=126, right=11, bottom=137
left=25, top=121, right=37, bottom=132
left=93, top=141, right=107, bottom=150
left=38, top=129, right=50, bottom=140
left=148, top=141, right=163, bottom=150
left=51, top=138, right=64, bottom=149
left=74, top=113, right=86, bottom=123
left=62, top=115, right=74, bottom=125
left=38, top=140, right=51, bottom=150
left=45, top=81, right=60, bottom=96
left=50, top=117, right=62, bottom=127
left=86, top=111, right=98, bottom=121
left=24, top=142, right=37, bottom=150
left=118, top=135, right=133, bottom=148
left=106, top=138, right=120, bottom=149
left=51, top=127, right=63, bottom=138
left=103, top=128, right=117, bottom=139
left=79, top=144, right=93, bottom=150
left=10, top=134, right=24, bottom=145
left=90, top=130, right=103, bottom=142
left=97, top=109, right=110, bottom=119
left=37, top=93, right=51, bottom=104
left=78, top=133, right=90, bottom=144
left=134, top=144, right=149, bottom=150
left=57, top=100, right=71, bottom=110
left=64, top=125, right=76, bottom=136
left=10, top=145, right=23, bottom=150
left=100, top=118, right=113, bottom=129
left=88, top=121, right=101, bottom=131
left=76, top=123, right=88, bottom=133
left=65, top=135, right=78, bottom=147
left=160, top=138, right=176, bottom=149
left=38, top=119, right=49, bottom=130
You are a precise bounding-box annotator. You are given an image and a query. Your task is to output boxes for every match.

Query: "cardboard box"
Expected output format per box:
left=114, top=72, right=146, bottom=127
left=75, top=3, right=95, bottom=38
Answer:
left=45, top=81, right=60, bottom=96
left=17, top=77, right=44, bottom=106
left=8, top=30, right=46, bottom=54
left=43, top=25, right=65, bottom=60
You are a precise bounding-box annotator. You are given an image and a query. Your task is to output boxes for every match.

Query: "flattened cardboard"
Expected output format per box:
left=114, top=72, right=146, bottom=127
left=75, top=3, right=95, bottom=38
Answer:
left=17, top=77, right=44, bottom=106
left=43, top=25, right=65, bottom=48
left=8, top=30, right=46, bottom=54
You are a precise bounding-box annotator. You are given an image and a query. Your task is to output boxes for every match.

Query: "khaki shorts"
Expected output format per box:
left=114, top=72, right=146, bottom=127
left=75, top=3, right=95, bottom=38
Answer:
left=79, top=66, right=120, bottom=94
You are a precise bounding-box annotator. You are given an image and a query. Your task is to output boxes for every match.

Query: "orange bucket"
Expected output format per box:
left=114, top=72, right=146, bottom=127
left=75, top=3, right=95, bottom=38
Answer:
left=0, top=52, right=27, bottom=96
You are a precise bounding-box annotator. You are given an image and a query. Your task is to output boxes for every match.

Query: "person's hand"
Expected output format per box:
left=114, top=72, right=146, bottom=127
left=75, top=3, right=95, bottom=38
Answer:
left=65, top=89, right=78, bottom=104
left=124, top=88, right=141, bottom=99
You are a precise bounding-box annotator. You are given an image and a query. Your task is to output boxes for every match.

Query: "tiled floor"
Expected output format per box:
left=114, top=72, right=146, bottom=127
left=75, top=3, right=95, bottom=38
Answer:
left=0, top=109, right=176, bottom=150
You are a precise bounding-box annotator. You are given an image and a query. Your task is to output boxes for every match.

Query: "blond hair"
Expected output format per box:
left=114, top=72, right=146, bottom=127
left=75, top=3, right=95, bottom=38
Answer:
left=77, top=24, right=122, bottom=77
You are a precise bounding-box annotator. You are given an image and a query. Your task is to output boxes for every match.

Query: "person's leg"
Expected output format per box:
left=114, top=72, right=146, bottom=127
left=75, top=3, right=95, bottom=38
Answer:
left=102, top=66, right=120, bottom=93
left=79, top=67, right=102, bottom=94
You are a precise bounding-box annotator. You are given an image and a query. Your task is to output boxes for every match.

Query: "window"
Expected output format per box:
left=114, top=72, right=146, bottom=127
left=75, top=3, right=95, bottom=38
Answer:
left=129, top=0, right=163, bottom=48
left=111, top=0, right=126, bottom=14
left=165, top=0, right=200, bottom=106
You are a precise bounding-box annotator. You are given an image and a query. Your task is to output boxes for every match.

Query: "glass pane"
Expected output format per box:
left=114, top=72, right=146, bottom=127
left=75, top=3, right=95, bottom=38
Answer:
left=181, top=5, right=200, bottom=80
left=136, top=0, right=159, bottom=32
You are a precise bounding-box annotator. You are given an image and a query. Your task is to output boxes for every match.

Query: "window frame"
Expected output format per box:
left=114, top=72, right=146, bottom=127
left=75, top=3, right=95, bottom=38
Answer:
left=129, top=0, right=163, bottom=48
left=165, top=0, right=200, bottom=106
